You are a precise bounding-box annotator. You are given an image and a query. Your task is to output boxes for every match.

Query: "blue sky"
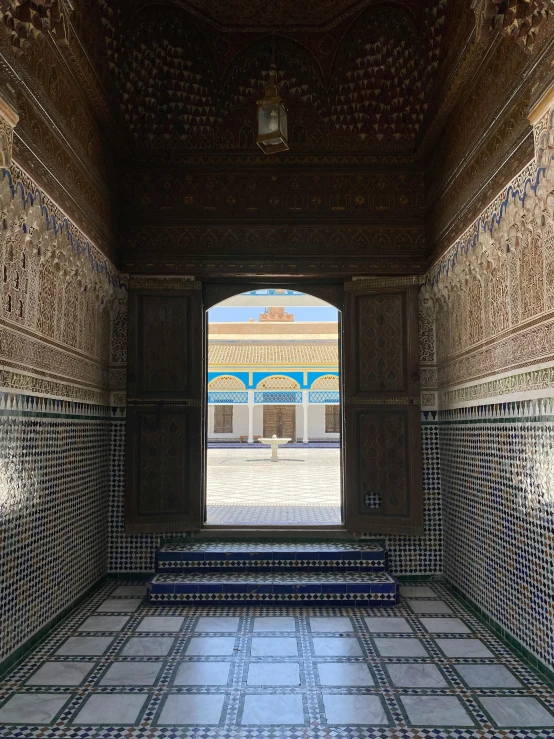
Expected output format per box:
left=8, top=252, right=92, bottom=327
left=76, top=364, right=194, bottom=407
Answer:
left=208, top=306, right=339, bottom=322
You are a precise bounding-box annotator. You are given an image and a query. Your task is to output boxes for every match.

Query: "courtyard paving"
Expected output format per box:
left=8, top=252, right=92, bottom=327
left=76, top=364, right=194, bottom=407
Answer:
left=205, top=448, right=341, bottom=525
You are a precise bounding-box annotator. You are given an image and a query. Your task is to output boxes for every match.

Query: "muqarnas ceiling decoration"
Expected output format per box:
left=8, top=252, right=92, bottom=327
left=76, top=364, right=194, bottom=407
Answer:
left=472, top=0, right=554, bottom=50
left=105, top=10, right=221, bottom=147
left=0, top=0, right=67, bottom=51
left=100, top=0, right=448, bottom=154
left=327, top=4, right=446, bottom=146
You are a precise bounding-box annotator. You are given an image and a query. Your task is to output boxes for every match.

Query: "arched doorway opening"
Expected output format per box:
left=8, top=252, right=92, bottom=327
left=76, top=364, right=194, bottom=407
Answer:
left=125, top=276, right=423, bottom=537
left=205, top=288, right=343, bottom=527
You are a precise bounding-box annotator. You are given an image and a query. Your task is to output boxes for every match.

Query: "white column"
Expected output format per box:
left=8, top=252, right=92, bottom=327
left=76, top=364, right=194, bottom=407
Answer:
left=208, top=404, right=215, bottom=437
left=248, top=390, right=254, bottom=443
left=302, top=390, right=309, bottom=444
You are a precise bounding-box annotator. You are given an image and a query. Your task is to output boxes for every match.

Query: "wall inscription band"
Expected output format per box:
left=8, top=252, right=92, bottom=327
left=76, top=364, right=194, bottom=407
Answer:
left=345, top=396, right=421, bottom=406
left=347, top=276, right=420, bottom=290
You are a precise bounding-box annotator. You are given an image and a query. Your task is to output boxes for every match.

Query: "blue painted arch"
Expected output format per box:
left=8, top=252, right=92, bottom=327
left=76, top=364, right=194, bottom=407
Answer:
left=207, top=370, right=339, bottom=390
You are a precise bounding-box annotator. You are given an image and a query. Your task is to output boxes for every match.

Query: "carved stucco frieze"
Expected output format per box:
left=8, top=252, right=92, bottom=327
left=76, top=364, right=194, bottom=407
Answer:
left=422, top=81, right=554, bottom=400
left=0, top=92, right=18, bottom=167
left=0, top=166, right=122, bottom=308
left=0, top=158, right=126, bottom=401
left=439, top=364, right=554, bottom=406
left=418, top=294, right=437, bottom=409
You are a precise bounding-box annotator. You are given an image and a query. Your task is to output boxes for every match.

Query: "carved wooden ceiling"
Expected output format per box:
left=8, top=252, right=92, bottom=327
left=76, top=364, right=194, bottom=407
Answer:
left=1, top=0, right=554, bottom=275
left=98, top=0, right=448, bottom=155
left=174, top=0, right=398, bottom=30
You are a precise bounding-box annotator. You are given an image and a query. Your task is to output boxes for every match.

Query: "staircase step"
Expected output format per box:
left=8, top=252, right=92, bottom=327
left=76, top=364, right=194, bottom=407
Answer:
left=156, top=541, right=387, bottom=573
left=148, top=571, right=398, bottom=605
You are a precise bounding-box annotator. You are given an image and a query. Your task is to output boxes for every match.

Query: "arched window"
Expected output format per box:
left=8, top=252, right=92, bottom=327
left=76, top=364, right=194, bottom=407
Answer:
left=257, top=375, right=300, bottom=390
left=209, top=375, right=246, bottom=390
left=311, top=374, right=339, bottom=390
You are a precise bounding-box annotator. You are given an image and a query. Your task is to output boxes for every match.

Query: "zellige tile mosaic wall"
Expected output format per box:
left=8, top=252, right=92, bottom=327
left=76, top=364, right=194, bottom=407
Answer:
left=107, top=420, right=442, bottom=577
left=423, top=100, right=554, bottom=676
left=440, top=401, right=554, bottom=674
left=0, top=166, right=118, bottom=666
left=0, top=404, right=112, bottom=663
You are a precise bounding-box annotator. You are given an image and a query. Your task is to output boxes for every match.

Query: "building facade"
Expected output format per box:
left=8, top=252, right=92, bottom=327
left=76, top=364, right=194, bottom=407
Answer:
left=207, top=307, right=339, bottom=442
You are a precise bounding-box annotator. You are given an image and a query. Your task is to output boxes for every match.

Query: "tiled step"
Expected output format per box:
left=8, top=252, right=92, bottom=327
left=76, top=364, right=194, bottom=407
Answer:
left=156, top=541, right=387, bottom=574
left=148, top=571, right=398, bottom=605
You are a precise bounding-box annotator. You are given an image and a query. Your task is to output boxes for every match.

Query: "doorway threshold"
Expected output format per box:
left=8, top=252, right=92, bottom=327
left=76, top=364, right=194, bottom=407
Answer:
left=197, top=525, right=355, bottom=540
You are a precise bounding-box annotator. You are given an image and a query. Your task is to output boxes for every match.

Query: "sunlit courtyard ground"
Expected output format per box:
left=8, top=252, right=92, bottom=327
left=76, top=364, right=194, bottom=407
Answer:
left=206, top=447, right=341, bottom=525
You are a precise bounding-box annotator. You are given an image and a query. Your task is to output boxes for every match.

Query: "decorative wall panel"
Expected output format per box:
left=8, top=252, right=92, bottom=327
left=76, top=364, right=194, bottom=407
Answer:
left=0, top=152, right=118, bottom=663
left=108, top=416, right=443, bottom=576
left=0, top=167, right=118, bottom=402
left=423, top=94, right=554, bottom=398
left=0, top=399, right=112, bottom=662
left=0, top=12, right=118, bottom=257
left=422, top=85, right=554, bottom=675
left=440, top=400, right=554, bottom=673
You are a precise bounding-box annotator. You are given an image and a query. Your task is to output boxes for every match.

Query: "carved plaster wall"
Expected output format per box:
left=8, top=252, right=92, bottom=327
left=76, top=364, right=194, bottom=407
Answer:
left=421, top=84, right=554, bottom=409
left=0, top=157, right=123, bottom=403
left=421, top=81, right=554, bottom=675
left=0, top=101, right=125, bottom=663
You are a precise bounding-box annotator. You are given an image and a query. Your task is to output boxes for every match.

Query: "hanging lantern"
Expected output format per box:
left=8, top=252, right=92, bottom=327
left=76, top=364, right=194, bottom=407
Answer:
left=256, top=64, right=288, bottom=155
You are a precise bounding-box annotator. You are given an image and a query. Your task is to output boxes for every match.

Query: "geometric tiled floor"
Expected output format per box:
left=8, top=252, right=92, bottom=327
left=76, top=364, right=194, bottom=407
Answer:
left=205, top=448, right=341, bottom=525
left=1, top=581, right=554, bottom=738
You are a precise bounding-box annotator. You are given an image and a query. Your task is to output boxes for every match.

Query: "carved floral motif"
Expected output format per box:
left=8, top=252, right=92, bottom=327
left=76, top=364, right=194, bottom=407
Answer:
left=0, top=162, right=126, bottom=400
left=422, top=85, right=554, bottom=400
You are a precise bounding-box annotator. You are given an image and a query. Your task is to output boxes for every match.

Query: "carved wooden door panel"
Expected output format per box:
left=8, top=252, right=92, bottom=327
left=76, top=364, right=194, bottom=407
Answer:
left=263, top=406, right=296, bottom=440
left=325, top=405, right=340, bottom=433
left=214, top=405, right=233, bottom=433
left=343, top=281, right=423, bottom=534
left=125, top=279, right=203, bottom=533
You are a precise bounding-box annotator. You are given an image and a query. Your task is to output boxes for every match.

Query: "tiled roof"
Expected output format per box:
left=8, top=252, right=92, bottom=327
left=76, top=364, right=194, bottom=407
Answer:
left=208, top=341, right=338, bottom=366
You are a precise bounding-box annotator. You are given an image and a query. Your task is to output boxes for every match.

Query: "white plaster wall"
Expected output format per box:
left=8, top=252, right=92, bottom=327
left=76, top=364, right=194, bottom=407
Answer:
left=308, top=404, right=340, bottom=440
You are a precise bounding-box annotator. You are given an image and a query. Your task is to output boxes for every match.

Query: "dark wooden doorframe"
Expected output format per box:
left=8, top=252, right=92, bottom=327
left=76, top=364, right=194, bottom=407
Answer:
left=202, top=278, right=346, bottom=529
left=124, top=276, right=424, bottom=535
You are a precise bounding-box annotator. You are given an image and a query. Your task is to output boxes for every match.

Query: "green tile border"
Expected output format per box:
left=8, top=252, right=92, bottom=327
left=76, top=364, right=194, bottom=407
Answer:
left=0, top=409, right=116, bottom=420
left=395, top=574, right=442, bottom=581
left=446, top=580, right=554, bottom=689
left=107, top=572, right=153, bottom=580
left=437, top=415, right=554, bottom=425
left=0, top=574, right=107, bottom=680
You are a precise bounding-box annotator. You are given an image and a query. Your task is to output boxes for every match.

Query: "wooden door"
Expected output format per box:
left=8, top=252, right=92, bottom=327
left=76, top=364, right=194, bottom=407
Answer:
left=214, top=405, right=233, bottom=433
left=263, top=405, right=296, bottom=440
left=325, top=405, right=340, bottom=433
left=343, top=280, right=423, bottom=534
left=125, top=278, right=204, bottom=533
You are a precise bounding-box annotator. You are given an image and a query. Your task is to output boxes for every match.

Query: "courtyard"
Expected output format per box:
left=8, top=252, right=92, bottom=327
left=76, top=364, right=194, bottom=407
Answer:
left=205, top=447, right=342, bottom=526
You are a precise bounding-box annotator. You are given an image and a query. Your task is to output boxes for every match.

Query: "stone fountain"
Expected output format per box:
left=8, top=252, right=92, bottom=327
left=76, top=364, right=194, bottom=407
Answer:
left=258, top=434, right=291, bottom=462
